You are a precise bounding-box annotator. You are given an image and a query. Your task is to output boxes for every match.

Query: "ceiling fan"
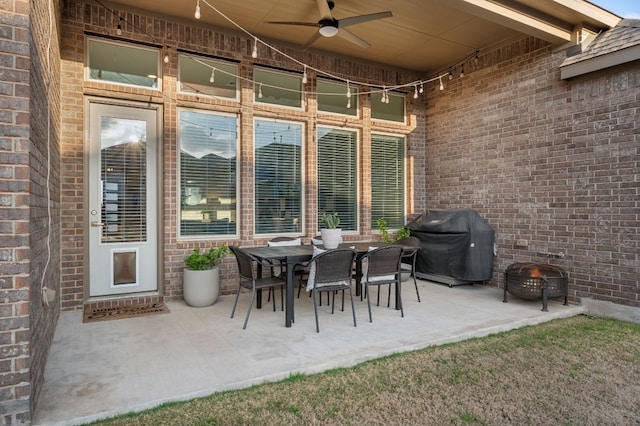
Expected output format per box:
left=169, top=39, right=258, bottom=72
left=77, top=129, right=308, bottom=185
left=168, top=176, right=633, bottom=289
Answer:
left=265, top=0, right=392, bottom=49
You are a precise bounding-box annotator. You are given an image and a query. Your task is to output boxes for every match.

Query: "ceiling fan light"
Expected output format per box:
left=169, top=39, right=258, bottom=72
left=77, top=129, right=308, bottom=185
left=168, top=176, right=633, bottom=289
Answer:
left=319, top=25, right=338, bottom=37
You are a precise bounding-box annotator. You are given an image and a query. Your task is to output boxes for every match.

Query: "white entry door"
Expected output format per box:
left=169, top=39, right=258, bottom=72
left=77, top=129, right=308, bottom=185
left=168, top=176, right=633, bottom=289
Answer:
left=88, top=102, right=159, bottom=297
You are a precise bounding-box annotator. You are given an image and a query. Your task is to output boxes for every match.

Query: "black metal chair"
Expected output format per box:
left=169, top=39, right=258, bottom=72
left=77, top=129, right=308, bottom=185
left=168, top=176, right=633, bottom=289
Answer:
left=306, top=248, right=357, bottom=333
left=266, top=237, right=302, bottom=310
left=360, top=245, right=404, bottom=322
left=230, top=246, right=287, bottom=329
left=396, top=236, right=421, bottom=302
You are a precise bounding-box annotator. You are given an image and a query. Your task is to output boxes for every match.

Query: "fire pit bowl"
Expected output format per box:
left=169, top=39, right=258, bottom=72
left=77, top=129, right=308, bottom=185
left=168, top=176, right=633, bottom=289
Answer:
left=503, top=263, right=568, bottom=311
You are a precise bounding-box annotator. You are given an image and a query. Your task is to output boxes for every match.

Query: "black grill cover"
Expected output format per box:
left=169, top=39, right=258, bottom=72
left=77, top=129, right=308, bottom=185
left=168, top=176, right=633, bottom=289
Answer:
left=407, top=209, right=495, bottom=281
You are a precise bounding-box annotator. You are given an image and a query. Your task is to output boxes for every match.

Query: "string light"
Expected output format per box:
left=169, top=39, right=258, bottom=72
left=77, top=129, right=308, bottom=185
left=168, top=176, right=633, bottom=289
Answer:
left=209, top=68, right=216, bottom=83
left=251, top=37, right=258, bottom=58
left=413, top=85, right=418, bottom=99
left=194, top=0, right=201, bottom=19
left=258, top=83, right=263, bottom=98
left=96, top=0, right=479, bottom=100
left=163, top=47, right=169, bottom=64
left=346, top=80, right=351, bottom=99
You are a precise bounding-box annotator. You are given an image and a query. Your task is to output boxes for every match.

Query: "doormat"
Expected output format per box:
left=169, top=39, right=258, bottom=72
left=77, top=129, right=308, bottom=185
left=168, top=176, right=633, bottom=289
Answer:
left=83, top=302, right=170, bottom=323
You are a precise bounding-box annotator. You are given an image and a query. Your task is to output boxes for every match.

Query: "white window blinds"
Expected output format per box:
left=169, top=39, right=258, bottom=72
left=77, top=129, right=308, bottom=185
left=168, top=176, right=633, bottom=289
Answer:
left=371, top=134, right=405, bottom=229
left=254, top=119, right=303, bottom=234
left=317, top=127, right=357, bottom=231
left=179, top=110, right=237, bottom=236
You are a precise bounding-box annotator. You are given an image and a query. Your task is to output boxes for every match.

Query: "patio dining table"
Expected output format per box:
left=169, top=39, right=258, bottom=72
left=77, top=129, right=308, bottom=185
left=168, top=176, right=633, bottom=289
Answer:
left=242, top=242, right=409, bottom=327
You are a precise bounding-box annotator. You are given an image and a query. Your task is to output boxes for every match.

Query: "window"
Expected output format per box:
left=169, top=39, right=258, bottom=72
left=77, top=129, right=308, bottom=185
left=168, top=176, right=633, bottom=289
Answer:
left=179, top=110, right=237, bottom=237
left=87, top=37, right=160, bottom=89
left=371, top=92, right=406, bottom=123
left=317, top=127, right=357, bottom=231
left=371, top=134, right=405, bottom=229
left=254, top=119, right=303, bottom=234
left=254, top=68, right=302, bottom=108
left=317, top=80, right=358, bottom=116
left=178, top=54, right=238, bottom=99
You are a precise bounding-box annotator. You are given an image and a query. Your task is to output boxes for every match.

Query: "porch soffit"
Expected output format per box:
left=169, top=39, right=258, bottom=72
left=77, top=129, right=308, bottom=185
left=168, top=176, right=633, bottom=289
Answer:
left=105, top=0, right=620, bottom=73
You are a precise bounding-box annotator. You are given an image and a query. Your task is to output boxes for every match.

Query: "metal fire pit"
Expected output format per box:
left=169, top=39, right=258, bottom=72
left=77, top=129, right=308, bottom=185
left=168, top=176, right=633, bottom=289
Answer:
left=503, top=263, right=568, bottom=311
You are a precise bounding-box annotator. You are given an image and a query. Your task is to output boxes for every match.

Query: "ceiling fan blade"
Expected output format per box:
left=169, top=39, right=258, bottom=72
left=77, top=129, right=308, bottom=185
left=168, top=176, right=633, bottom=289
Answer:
left=302, top=31, right=323, bottom=50
left=265, top=21, right=320, bottom=27
left=339, top=11, right=392, bottom=28
left=316, top=0, right=333, bottom=20
left=336, top=28, right=370, bottom=48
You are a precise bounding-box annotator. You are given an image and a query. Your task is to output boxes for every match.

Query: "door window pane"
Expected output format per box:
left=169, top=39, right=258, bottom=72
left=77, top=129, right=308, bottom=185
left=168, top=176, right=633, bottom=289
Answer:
left=317, top=80, right=357, bottom=116
left=317, top=127, right=357, bottom=231
left=371, top=92, right=405, bottom=123
left=371, top=134, right=405, bottom=229
left=87, top=37, right=159, bottom=89
left=179, top=110, right=237, bottom=237
left=178, top=55, right=238, bottom=99
left=254, top=68, right=302, bottom=108
left=100, top=117, right=147, bottom=243
left=255, top=119, right=303, bottom=234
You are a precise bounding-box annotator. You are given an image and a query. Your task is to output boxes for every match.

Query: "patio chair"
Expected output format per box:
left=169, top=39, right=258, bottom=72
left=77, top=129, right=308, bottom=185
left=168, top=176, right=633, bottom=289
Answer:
left=305, top=247, right=357, bottom=333
left=396, top=236, right=421, bottom=302
left=266, top=237, right=302, bottom=310
left=230, top=246, right=287, bottom=329
left=360, top=245, right=404, bottom=322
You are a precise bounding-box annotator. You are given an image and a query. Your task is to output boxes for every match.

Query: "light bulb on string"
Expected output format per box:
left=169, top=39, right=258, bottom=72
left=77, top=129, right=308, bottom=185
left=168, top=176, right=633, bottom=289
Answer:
left=381, top=86, right=386, bottom=103
left=460, top=65, right=465, bottom=78
left=302, top=65, right=307, bottom=84
left=448, top=68, right=453, bottom=80
left=419, top=83, right=424, bottom=94
left=116, top=17, right=123, bottom=35
left=209, top=68, right=215, bottom=83
left=258, top=83, right=263, bottom=99
left=251, top=38, right=258, bottom=58
left=439, top=76, right=444, bottom=91
left=346, top=80, right=351, bottom=99
left=413, top=85, right=419, bottom=99
left=346, top=98, right=351, bottom=109
left=164, top=51, right=169, bottom=64
left=194, top=0, right=201, bottom=19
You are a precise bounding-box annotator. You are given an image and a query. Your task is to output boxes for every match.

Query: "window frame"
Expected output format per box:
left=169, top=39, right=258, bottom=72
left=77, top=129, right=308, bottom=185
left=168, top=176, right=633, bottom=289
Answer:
left=86, top=36, right=162, bottom=91
left=317, top=79, right=359, bottom=117
left=253, top=67, right=304, bottom=110
left=177, top=108, right=240, bottom=239
left=370, top=132, right=406, bottom=231
left=253, top=117, right=305, bottom=236
left=370, top=91, right=407, bottom=124
left=316, top=126, right=360, bottom=233
left=177, top=53, right=239, bottom=100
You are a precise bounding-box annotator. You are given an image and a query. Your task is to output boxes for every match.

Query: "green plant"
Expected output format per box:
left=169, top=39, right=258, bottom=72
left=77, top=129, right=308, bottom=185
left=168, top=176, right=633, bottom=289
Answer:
left=321, top=212, right=340, bottom=229
left=184, top=245, right=229, bottom=270
left=376, top=217, right=410, bottom=243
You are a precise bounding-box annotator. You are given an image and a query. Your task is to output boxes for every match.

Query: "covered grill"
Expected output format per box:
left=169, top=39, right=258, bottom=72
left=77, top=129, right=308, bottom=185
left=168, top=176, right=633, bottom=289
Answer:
left=407, top=209, right=495, bottom=286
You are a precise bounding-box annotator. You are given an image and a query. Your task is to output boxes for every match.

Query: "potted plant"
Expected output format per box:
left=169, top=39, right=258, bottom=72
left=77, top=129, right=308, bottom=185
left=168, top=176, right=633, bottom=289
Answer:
left=320, top=212, right=342, bottom=249
left=376, top=217, right=410, bottom=243
left=183, top=245, right=229, bottom=307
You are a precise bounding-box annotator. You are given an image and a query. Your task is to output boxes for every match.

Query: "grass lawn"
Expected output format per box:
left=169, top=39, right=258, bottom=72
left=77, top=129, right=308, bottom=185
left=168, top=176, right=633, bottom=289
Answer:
left=87, top=315, right=640, bottom=425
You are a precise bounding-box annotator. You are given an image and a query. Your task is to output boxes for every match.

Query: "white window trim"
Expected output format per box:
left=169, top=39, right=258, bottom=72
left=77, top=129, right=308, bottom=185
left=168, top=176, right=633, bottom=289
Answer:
left=316, top=79, right=360, bottom=119
left=177, top=54, right=240, bottom=101
left=371, top=92, right=407, bottom=125
left=253, top=67, right=305, bottom=111
left=370, top=131, right=407, bottom=232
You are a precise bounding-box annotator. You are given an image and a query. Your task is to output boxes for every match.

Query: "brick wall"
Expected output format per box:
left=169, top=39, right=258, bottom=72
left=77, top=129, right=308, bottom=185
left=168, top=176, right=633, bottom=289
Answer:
left=425, top=37, right=639, bottom=307
left=0, top=0, right=61, bottom=423
left=59, top=0, right=426, bottom=306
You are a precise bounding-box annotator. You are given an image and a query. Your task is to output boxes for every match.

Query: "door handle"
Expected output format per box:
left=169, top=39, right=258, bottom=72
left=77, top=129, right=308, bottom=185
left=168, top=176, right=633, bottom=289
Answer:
left=91, top=221, right=105, bottom=228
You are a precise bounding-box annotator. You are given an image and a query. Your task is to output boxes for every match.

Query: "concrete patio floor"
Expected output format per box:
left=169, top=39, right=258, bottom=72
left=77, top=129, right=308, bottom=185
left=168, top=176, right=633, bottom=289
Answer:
left=33, top=280, right=585, bottom=425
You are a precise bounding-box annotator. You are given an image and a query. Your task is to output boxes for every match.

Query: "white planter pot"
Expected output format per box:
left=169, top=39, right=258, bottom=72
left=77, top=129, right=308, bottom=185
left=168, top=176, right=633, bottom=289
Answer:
left=320, top=228, right=342, bottom=249
left=183, top=267, right=219, bottom=307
